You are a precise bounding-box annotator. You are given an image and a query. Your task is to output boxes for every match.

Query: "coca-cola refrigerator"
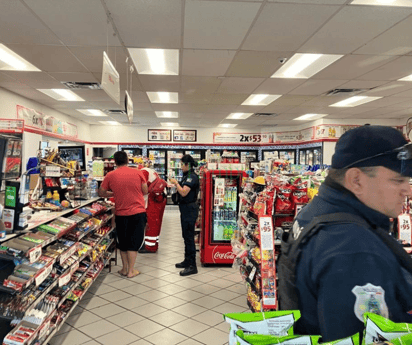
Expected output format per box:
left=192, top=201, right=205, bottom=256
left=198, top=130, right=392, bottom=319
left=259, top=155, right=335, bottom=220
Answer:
left=200, top=170, right=248, bottom=265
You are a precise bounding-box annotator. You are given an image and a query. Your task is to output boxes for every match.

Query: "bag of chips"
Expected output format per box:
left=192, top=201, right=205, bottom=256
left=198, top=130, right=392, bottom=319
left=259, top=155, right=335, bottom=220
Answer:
left=235, top=330, right=320, bottom=345
left=291, top=184, right=309, bottom=205
left=275, top=185, right=293, bottom=213
left=224, top=310, right=301, bottom=345
left=321, top=333, right=359, bottom=345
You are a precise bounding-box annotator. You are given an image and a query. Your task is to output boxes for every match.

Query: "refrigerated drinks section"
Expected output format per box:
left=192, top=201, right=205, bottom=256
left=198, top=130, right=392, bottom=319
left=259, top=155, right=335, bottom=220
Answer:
left=212, top=183, right=238, bottom=242
left=148, top=149, right=167, bottom=180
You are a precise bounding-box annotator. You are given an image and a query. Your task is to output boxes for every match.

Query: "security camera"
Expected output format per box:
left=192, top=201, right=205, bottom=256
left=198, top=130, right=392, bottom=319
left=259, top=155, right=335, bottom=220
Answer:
left=279, top=58, right=287, bottom=64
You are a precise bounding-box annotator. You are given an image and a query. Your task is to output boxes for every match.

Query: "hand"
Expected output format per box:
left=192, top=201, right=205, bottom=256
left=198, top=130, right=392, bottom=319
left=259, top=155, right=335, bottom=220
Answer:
left=169, top=178, right=178, bottom=185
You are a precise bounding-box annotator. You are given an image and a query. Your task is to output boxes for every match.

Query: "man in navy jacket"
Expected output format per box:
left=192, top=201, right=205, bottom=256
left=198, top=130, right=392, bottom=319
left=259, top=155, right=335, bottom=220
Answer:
left=278, top=125, right=412, bottom=342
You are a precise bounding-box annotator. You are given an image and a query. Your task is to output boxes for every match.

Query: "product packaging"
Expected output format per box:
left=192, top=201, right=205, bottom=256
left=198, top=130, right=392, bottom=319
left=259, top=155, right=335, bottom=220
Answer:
left=235, top=330, right=320, bottom=345
left=321, top=333, right=359, bottom=345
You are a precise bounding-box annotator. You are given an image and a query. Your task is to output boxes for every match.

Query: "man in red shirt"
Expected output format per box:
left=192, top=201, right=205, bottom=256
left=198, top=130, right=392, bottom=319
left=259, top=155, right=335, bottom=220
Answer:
left=98, top=151, right=148, bottom=278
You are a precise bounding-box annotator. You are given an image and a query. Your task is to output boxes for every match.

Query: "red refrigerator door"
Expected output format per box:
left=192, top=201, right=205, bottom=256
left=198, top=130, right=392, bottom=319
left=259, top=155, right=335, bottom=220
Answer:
left=200, top=170, right=247, bottom=265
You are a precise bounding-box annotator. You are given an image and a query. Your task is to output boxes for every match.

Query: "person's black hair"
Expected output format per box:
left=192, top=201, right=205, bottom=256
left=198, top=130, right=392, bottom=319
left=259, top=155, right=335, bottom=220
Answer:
left=181, top=154, right=198, bottom=169
left=114, top=151, right=128, bottom=166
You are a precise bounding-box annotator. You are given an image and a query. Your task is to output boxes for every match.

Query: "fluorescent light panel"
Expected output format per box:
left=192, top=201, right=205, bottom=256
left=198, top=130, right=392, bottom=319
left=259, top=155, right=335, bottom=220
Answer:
left=350, top=0, right=412, bottom=7
left=38, top=89, right=85, bottom=102
left=146, top=92, right=178, bottom=104
left=226, top=113, right=253, bottom=120
left=99, top=121, right=121, bottom=125
left=241, top=94, right=281, bottom=106
left=0, top=44, right=41, bottom=71
left=399, top=74, right=412, bottom=81
left=218, top=123, right=237, bottom=128
left=294, top=113, right=328, bottom=121
left=271, top=53, right=343, bottom=79
left=329, top=96, right=382, bottom=107
left=128, top=48, right=179, bottom=75
left=77, top=109, right=107, bottom=117
left=155, top=111, right=179, bottom=118
left=161, top=122, right=179, bottom=127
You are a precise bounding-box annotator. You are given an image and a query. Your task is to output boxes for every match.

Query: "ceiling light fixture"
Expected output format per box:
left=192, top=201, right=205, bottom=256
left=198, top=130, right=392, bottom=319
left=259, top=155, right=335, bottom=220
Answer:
left=155, top=111, right=179, bottom=118
left=350, top=0, right=412, bottom=6
left=76, top=109, right=107, bottom=117
left=99, top=121, right=121, bottom=125
left=294, top=113, right=328, bottom=121
left=329, top=96, right=381, bottom=107
left=161, top=122, right=179, bottom=127
left=146, top=92, right=178, bottom=104
left=241, top=94, right=281, bottom=106
left=218, top=123, right=238, bottom=128
left=38, top=89, right=85, bottom=102
left=127, top=48, right=179, bottom=75
left=271, top=53, right=343, bottom=79
left=226, top=113, right=254, bottom=120
left=0, top=44, right=41, bottom=71
left=399, top=74, right=412, bottom=81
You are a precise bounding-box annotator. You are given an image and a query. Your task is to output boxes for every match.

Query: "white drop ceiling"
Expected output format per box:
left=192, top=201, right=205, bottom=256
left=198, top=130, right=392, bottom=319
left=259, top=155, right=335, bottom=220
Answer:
left=0, top=0, right=412, bottom=129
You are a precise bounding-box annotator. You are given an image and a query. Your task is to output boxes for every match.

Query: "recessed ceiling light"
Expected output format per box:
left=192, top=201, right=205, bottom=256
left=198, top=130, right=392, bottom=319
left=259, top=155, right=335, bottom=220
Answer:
left=128, top=48, right=179, bottom=75
left=241, top=94, right=281, bottom=106
left=226, top=113, right=254, bottom=120
left=99, top=121, right=121, bottom=125
left=350, top=0, right=412, bottom=7
left=294, top=114, right=328, bottom=121
left=218, top=123, right=238, bottom=128
left=399, top=74, right=412, bottom=81
left=271, top=53, right=343, bottom=79
left=76, top=109, right=107, bottom=117
left=0, top=44, right=41, bottom=71
left=146, top=92, right=178, bottom=104
left=160, top=122, right=179, bottom=127
left=329, top=96, right=382, bottom=107
left=155, top=111, right=179, bottom=118
left=38, top=89, right=85, bottom=102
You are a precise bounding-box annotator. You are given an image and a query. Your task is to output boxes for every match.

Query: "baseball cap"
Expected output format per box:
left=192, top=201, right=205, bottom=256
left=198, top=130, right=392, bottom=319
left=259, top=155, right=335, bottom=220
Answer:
left=331, top=125, right=412, bottom=177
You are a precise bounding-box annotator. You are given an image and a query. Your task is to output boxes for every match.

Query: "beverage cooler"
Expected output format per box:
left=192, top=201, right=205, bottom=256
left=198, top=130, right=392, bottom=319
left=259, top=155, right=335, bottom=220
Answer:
left=200, top=170, right=248, bottom=265
left=185, top=150, right=204, bottom=163
left=239, top=150, right=258, bottom=169
left=167, top=150, right=184, bottom=179
left=263, top=150, right=296, bottom=164
left=148, top=149, right=167, bottom=180
left=299, top=147, right=323, bottom=166
left=122, top=147, right=143, bottom=157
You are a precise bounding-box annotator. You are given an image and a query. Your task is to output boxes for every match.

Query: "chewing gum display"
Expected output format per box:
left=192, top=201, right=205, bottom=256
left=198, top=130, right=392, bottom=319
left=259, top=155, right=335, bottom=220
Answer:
left=321, top=333, right=359, bottom=345
left=363, top=313, right=412, bottom=345
left=235, top=330, right=320, bottom=345
left=224, top=310, right=301, bottom=345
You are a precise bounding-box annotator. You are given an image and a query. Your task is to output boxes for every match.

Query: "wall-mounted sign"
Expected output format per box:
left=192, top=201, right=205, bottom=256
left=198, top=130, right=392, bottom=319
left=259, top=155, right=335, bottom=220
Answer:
left=125, top=91, right=133, bottom=124
left=17, top=105, right=47, bottom=130
left=173, top=130, right=197, bottom=142
left=101, top=51, right=120, bottom=105
left=213, top=132, right=271, bottom=144
left=148, top=129, right=172, bottom=141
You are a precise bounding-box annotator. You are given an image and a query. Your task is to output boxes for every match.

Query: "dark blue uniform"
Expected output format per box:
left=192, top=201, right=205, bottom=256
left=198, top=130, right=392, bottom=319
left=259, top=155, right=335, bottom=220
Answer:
left=178, top=171, right=199, bottom=267
left=293, top=178, right=412, bottom=341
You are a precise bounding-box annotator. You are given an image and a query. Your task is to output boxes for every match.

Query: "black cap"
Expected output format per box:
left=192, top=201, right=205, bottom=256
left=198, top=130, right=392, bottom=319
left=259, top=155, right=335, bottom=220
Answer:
left=332, top=125, right=412, bottom=176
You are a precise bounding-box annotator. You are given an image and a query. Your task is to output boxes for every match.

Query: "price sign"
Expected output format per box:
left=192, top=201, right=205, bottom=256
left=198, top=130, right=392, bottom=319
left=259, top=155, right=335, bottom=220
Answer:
left=70, top=261, right=79, bottom=274
left=35, top=262, right=53, bottom=287
left=398, top=214, right=412, bottom=244
left=28, top=245, right=42, bottom=264
left=59, top=271, right=71, bottom=287
left=60, top=244, right=78, bottom=264
left=38, top=319, right=50, bottom=339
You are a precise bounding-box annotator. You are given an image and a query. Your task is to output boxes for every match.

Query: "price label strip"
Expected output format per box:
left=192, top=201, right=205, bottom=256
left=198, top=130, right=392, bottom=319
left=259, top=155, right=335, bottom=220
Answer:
left=28, top=245, right=42, bottom=264
left=35, top=262, right=53, bottom=287
left=60, top=243, right=78, bottom=264
left=59, top=271, right=72, bottom=287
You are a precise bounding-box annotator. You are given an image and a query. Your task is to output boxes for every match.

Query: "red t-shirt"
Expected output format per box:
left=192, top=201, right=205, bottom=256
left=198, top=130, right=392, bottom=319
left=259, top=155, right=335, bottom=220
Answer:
left=101, top=166, right=147, bottom=216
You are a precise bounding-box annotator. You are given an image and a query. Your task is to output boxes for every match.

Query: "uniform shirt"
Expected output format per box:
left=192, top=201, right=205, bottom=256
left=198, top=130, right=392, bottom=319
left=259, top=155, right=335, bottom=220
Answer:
left=179, top=171, right=199, bottom=204
left=293, top=177, right=412, bottom=342
left=101, top=166, right=146, bottom=216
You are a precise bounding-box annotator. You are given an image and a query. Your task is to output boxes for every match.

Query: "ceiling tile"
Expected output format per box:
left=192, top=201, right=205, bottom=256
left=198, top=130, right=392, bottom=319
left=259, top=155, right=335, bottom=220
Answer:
left=210, top=94, right=249, bottom=105
left=24, top=0, right=119, bottom=46
left=253, top=79, right=306, bottom=95
left=0, top=73, right=17, bottom=83
left=234, top=105, right=267, bottom=113
left=390, top=88, right=412, bottom=98
left=258, top=105, right=295, bottom=113
left=288, top=80, right=348, bottom=95
left=138, top=75, right=180, bottom=92
left=205, top=104, right=239, bottom=113
left=6, top=44, right=88, bottom=73
left=180, top=93, right=213, bottom=104
left=226, top=51, right=294, bottom=78
left=313, top=55, right=397, bottom=80
left=357, top=56, right=412, bottom=81
left=182, top=50, right=236, bottom=77
left=271, top=95, right=314, bottom=106
left=180, top=76, right=221, bottom=94
left=2, top=71, right=63, bottom=89
left=300, top=6, right=411, bottom=54
left=72, top=89, right=114, bottom=102
left=354, top=16, right=412, bottom=56
left=0, top=1, right=60, bottom=45
left=130, top=91, right=150, bottom=103
left=48, top=72, right=99, bottom=83
left=302, top=95, right=349, bottom=107
left=93, top=73, right=142, bottom=91
left=362, top=81, right=412, bottom=97
left=338, top=80, right=389, bottom=90
left=184, top=1, right=261, bottom=49
left=283, top=106, right=329, bottom=115
left=242, top=3, right=337, bottom=51
left=355, top=96, right=408, bottom=108
left=269, top=0, right=346, bottom=3
left=106, top=0, right=182, bottom=48
left=216, top=77, right=264, bottom=94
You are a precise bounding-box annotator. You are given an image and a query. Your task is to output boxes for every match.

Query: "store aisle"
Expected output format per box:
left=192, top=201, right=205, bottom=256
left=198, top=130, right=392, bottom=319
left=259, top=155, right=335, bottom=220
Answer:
left=49, top=208, right=248, bottom=345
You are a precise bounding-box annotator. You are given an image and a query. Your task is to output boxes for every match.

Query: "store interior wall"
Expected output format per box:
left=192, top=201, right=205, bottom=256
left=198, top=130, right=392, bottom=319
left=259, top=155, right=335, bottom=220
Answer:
left=323, top=142, right=336, bottom=166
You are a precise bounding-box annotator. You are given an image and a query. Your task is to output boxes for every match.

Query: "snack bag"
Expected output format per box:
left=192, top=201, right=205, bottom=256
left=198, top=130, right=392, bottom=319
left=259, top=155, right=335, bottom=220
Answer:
left=275, top=185, right=294, bottom=213
left=385, top=332, right=412, bottom=345
left=235, top=330, right=320, bottom=345
left=224, top=310, right=301, bottom=345
left=363, top=313, right=412, bottom=345
left=321, top=333, right=359, bottom=345
left=291, top=184, right=309, bottom=206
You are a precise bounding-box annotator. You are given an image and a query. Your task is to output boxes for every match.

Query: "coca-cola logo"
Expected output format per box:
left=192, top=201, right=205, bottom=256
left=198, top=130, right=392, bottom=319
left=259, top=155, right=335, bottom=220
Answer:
left=213, top=251, right=236, bottom=260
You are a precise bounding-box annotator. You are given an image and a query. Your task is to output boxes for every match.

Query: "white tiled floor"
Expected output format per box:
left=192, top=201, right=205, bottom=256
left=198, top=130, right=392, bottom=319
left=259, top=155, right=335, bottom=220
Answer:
left=50, top=207, right=248, bottom=345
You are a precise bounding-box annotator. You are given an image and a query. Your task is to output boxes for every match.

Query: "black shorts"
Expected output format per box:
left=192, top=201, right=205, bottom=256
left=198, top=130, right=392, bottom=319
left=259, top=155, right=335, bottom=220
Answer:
left=115, top=212, right=147, bottom=251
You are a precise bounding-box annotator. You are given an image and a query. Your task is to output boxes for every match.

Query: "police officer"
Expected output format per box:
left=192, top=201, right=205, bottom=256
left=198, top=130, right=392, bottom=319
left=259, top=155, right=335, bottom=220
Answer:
left=278, top=126, right=412, bottom=342
left=169, top=155, right=200, bottom=276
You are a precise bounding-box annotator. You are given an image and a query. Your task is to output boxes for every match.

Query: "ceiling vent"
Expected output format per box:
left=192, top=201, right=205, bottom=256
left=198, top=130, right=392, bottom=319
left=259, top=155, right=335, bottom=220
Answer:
left=253, top=113, right=278, bottom=117
left=325, top=88, right=369, bottom=96
left=62, top=81, right=102, bottom=90
left=104, top=109, right=127, bottom=115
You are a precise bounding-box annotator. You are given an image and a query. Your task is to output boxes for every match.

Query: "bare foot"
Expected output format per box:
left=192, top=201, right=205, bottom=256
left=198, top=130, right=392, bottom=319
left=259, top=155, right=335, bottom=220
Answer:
left=127, top=270, right=140, bottom=278
left=118, top=269, right=128, bottom=276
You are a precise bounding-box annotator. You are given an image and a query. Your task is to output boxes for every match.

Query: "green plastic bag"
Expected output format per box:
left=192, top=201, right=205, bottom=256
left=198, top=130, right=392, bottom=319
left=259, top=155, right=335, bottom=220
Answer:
left=235, top=330, right=320, bottom=345
left=363, top=313, right=412, bottom=345
left=224, top=311, right=301, bottom=345
left=321, top=333, right=359, bottom=345
left=385, top=332, right=412, bottom=345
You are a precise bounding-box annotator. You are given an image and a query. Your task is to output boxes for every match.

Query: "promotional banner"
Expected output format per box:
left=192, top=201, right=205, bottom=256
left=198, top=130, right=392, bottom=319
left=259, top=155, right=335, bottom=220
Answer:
left=101, top=51, right=120, bottom=105
left=314, top=125, right=339, bottom=139
left=273, top=131, right=301, bottom=143
left=148, top=129, right=171, bottom=141
left=213, top=132, right=271, bottom=144
left=17, top=105, right=47, bottom=130
left=125, top=90, right=133, bottom=124
left=173, top=130, right=197, bottom=142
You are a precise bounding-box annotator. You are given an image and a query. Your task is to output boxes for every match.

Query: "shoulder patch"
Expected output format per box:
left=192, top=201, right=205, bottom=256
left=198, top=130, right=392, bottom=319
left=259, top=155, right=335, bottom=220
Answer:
left=186, top=178, right=192, bottom=183
left=292, top=220, right=304, bottom=239
left=352, top=283, right=388, bottom=322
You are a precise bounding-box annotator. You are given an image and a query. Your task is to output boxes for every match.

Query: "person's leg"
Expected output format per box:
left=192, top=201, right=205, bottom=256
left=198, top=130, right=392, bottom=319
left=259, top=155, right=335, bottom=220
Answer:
left=127, top=250, right=139, bottom=277
left=180, top=204, right=198, bottom=276
left=115, top=215, right=128, bottom=276
left=176, top=204, right=191, bottom=268
left=119, top=250, right=128, bottom=275
left=127, top=213, right=146, bottom=278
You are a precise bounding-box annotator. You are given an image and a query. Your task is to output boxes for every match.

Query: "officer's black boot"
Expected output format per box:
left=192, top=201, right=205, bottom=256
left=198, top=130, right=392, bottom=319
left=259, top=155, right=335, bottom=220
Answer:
left=175, top=261, right=190, bottom=268
left=179, top=265, right=198, bottom=276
